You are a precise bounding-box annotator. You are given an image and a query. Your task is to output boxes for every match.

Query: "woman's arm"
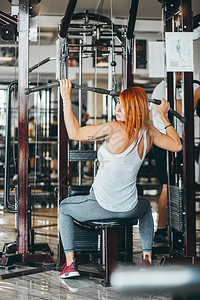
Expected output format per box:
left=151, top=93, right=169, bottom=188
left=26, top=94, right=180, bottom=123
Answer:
left=60, top=79, right=115, bottom=141
left=149, top=98, right=182, bottom=152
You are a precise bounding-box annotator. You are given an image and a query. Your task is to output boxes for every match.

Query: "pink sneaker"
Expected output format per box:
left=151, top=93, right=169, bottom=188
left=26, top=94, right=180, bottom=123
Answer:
left=60, top=259, right=80, bottom=279
left=140, top=255, right=154, bottom=270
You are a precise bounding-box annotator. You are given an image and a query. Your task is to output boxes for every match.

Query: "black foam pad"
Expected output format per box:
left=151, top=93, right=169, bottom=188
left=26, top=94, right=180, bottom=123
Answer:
left=196, top=98, right=200, bottom=117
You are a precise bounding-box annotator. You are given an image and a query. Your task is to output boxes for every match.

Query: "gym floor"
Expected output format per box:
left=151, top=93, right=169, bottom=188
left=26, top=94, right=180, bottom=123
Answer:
left=0, top=191, right=200, bottom=300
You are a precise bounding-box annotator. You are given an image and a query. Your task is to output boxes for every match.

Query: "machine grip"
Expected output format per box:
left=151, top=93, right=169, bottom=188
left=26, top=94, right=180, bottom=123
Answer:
left=168, top=108, right=186, bottom=123
left=149, top=98, right=186, bottom=123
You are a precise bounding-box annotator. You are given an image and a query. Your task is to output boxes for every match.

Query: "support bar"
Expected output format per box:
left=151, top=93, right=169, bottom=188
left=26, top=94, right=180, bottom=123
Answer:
left=59, top=0, right=78, bottom=38
left=0, top=10, right=17, bottom=26
left=25, top=83, right=185, bottom=122
left=4, top=81, right=18, bottom=213
left=28, top=57, right=55, bottom=73
left=24, top=81, right=120, bottom=97
left=127, top=0, right=139, bottom=39
left=193, top=13, right=200, bottom=29
left=193, top=80, right=200, bottom=86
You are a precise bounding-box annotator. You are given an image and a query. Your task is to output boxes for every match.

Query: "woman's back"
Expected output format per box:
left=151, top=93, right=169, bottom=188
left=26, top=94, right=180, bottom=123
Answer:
left=92, top=128, right=147, bottom=212
left=106, top=121, right=152, bottom=161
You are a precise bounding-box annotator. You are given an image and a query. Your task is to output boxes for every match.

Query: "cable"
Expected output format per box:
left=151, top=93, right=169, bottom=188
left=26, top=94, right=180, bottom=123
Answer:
left=95, top=0, right=104, bottom=24
left=93, top=46, right=97, bottom=176
left=110, top=0, right=116, bottom=92
left=12, top=42, right=18, bottom=176
left=32, top=12, right=41, bottom=229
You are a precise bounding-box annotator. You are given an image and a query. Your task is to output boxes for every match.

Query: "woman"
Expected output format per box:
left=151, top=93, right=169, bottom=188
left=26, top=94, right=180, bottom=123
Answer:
left=59, top=79, right=182, bottom=278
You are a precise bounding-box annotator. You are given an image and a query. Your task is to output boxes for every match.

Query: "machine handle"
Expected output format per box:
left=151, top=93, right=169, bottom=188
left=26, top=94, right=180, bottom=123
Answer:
left=149, top=98, right=186, bottom=123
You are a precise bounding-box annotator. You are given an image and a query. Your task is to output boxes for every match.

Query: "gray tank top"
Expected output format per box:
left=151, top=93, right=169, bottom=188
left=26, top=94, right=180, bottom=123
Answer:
left=92, top=129, right=147, bottom=212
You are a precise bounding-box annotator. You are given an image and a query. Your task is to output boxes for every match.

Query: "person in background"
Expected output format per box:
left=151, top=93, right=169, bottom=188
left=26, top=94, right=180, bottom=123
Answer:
left=50, top=115, right=58, bottom=172
left=28, top=116, right=36, bottom=172
left=194, top=86, right=200, bottom=186
left=81, top=112, right=94, bottom=179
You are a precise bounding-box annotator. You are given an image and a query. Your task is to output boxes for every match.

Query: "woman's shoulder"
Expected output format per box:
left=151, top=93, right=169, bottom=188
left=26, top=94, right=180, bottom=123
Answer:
left=147, top=123, right=156, bottom=136
left=107, top=121, right=126, bottom=132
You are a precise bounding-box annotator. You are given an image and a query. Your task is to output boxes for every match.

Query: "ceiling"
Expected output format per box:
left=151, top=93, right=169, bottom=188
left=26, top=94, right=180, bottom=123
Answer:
left=0, top=1, right=199, bottom=80
left=0, top=1, right=199, bottom=46
left=0, top=0, right=199, bottom=20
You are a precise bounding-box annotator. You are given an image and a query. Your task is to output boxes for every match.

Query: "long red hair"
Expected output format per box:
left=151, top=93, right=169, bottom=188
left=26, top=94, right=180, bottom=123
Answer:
left=119, top=86, right=149, bottom=141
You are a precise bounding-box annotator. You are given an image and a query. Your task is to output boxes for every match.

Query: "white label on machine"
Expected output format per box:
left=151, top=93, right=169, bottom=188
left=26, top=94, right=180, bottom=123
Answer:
left=165, top=32, right=193, bottom=72
left=149, top=41, right=165, bottom=78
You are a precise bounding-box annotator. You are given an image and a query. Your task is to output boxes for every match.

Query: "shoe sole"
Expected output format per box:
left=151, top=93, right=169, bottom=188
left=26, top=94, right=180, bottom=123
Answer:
left=60, top=271, right=80, bottom=279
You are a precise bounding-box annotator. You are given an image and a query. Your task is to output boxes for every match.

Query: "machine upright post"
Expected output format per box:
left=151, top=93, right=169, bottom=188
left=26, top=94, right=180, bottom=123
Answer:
left=124, top=0, right=139, bottom=262
left=58, top=37, right=68, bottom=264
left=17, top=0, right=29, bottom=256
left=108, top=46, right=113, bottom=121
left=182, top=0, right=196, bottom=256
left=162, top=0, right=198, bottom=262
left=78, top=40, right=83, bottom=185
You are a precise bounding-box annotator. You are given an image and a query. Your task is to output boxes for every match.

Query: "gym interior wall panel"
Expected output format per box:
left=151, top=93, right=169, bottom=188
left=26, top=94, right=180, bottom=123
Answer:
left=193, top=38, right=200, bottom=81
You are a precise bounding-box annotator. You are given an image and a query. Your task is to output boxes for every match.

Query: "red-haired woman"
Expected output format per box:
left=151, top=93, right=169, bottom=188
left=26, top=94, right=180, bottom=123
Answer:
left=59, top=79, right=182, bottom=278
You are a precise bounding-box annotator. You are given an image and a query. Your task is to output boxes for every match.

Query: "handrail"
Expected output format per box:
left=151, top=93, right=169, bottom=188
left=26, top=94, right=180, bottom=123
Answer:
left=4, top=80, right=18, bottom=213
left=193, top=80, right=200, bottom=86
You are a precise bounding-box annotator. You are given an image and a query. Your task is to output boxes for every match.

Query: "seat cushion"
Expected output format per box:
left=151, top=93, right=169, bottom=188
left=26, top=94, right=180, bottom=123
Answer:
left=84, top=218, right=138, bottom=228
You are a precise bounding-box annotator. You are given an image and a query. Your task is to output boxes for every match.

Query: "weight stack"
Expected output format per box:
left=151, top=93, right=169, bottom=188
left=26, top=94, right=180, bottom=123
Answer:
left=167, top=185, right=185, bottom=255
left=167, top=185, right=185, bottom=233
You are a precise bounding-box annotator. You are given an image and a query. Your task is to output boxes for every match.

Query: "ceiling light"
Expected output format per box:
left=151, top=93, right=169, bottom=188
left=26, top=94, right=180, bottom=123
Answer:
left=0, top=57, right=13, bottom=62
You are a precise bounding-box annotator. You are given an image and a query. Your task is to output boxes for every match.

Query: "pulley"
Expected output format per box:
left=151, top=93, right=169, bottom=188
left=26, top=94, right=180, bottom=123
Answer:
left=29, top=0, right=41, bottom=17
left=0, top=24, right=17, bottom=41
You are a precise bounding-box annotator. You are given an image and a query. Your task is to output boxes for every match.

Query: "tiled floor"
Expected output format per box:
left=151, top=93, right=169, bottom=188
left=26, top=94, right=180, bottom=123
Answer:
left=0, top=269, right=173, bottom=300
left=0, top=192, right=200, bottom=299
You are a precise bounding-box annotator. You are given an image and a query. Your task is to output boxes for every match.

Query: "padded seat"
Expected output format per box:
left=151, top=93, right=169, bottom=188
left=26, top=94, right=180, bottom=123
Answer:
left=69, top=185, right=138, bottom=286
left=85, top=218, right=138, bottom=228
left=75, top=217, right=138, bottom=286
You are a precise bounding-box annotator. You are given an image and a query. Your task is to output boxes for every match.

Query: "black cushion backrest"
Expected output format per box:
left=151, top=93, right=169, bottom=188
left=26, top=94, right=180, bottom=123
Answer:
left=69, top=185, right=91, bottom=197
left=196, top=98, right=200, bottom=117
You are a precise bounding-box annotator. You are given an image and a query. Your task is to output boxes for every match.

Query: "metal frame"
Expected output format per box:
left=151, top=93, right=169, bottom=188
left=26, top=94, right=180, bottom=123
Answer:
left=56, top=0, right=139, bottom=266
left=17, top=0, right=29, bottom=256
left=4, top=81, right=18, bottom=214
left=0, top=10, right=17, bottom=26
left=1, top=1, right=53, bottom=266
left=4, top=0, right=197, bottom=268
left=182, top=0, right=196, bottom=257
left=59, top=0, right=78, bottom=38
left=164, top=0, right=199, bottom=263
left=57, top=36, right=68, bottom=264
left=1, top=0, right=137, bottom=267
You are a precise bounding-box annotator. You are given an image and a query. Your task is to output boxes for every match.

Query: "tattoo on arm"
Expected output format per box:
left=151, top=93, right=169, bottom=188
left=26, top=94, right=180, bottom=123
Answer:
left=87, top=134, right=108, bottom=141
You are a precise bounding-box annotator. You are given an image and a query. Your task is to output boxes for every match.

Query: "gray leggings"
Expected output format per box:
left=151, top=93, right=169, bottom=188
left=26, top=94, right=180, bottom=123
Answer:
left=59, top=188, right=154, bottom=253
